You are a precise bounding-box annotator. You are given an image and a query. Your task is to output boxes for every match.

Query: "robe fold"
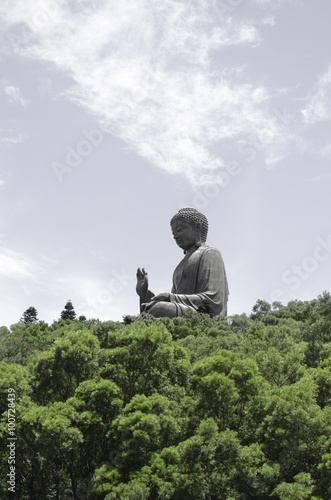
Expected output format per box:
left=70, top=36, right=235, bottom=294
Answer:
left=169, top=245, right=229, bottom=316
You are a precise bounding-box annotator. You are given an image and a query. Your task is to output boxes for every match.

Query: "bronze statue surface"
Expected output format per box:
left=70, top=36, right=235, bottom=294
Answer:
left=136, top=207, right=229, bottom=318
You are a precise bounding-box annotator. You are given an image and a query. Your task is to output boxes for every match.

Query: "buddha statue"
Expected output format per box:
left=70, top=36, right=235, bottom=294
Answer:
left=136, top=207, right=229, bottom=318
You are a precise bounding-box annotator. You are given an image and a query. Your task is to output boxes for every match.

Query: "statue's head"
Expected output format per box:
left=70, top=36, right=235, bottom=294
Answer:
left=170, top=207, right=208, bottom=251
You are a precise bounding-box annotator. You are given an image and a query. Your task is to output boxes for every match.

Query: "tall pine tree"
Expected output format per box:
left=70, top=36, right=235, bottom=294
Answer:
left=20, top=306, right=38, bottom=324
left=60, top=300, right=76, bottom=320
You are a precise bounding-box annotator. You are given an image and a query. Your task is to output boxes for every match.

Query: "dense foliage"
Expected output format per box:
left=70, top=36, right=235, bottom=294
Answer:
left=1, top=293, right=331, bottom=499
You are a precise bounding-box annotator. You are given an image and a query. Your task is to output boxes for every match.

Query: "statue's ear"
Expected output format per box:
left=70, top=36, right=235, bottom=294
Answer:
left=195, top=222, right=202, bottom=247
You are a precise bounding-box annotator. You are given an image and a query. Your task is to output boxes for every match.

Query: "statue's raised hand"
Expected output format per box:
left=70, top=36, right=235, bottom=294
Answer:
left=136, top=268, right=149, bottom=298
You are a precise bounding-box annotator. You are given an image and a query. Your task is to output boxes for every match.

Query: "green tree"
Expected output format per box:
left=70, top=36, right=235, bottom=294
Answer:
left=0, top=321, right=51, bottom=365
left=251, top=299, right=272, bottom=320
left=101, top=322, right=190, bottom=402
left=316, top=453, right=331, bottom=498
left=15, top=398, right=84, bottom=499
left=31, top=330, right=101, bottom=403
left=192, top=350, right=266, bottom=435
left=93, top=394, right=181, bottom=496
left=0, top=363, right=31, bottom=498
left=197, top=299, right=215, bottom=317
left=114, top=419, right=279, bottom=500
left=61, top=300, right=76, bottom=320
left=255, top=346, right=306, bottom=387
left=2, top=293, right=331, bottom=499
left=272, top=472, right=320, bottom=500
left=257, top=376, right=328, bottom=483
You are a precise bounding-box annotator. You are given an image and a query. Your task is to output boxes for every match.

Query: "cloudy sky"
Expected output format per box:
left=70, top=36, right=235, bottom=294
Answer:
left=1, top=0, right=331, bottom=326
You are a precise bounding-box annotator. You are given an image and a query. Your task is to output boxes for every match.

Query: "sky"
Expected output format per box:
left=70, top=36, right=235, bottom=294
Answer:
left=1, top=0, right=331, bottom=327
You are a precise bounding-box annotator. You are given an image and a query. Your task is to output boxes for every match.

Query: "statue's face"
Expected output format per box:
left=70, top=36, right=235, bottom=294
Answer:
left=171, top=220, right=196, bottom=251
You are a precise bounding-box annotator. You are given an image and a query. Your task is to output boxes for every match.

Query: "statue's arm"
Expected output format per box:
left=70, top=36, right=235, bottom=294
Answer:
left=140, top=290, right=155, bottom=313
left=136, top=268, right=155, bottom=313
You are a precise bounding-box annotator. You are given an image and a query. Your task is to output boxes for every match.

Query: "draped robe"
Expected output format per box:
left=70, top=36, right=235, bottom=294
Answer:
left=169, top=244, right=229, bottom=316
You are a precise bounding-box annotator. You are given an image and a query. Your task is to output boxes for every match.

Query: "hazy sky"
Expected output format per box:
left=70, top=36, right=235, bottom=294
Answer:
left=1, top=0, right=331, bottom=326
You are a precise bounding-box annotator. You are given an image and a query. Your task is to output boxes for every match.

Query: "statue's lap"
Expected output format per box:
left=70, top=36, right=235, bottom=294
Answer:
left=147, top=302, right=178, bottom=318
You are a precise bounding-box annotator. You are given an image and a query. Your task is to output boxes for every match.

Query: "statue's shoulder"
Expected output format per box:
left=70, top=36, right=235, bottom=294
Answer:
left=199, top=245, right=222, bottom=256
left=199, top=245, right=224, bottom=262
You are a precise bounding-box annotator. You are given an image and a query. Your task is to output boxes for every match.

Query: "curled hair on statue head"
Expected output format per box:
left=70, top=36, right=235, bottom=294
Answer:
left=170, top=207, right=209, bottom=244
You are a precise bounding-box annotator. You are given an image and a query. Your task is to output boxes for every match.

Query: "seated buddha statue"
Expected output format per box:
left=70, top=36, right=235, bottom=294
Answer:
left=136, top=207, right=229, bottom=318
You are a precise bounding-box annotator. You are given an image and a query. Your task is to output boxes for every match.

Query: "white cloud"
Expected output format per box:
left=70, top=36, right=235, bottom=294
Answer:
left=260, top=16, right=275, bottom=26
left=4, top=85, right=29, bottom=106
left=300, top=140, right=331, bottom=162
left=321, top=142, right=331, bottom=159
left=0, top=0, right=290, bottom=184
left=304, top=173, right=331, bottom=183
left=0, top=133, right=26, bottom=147
left=304, top=173, right=331, bottom=182
left=0, top=84, right=28, bottom=145
left=0, top=248, right=38, bottom=279
left=251, top=0, right=303, bottom=7
left=302, top=66, right=331, bottom=124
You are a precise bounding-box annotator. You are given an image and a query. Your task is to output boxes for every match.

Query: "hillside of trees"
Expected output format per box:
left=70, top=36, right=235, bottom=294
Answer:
left=1, top=293, right=331, bottom=499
